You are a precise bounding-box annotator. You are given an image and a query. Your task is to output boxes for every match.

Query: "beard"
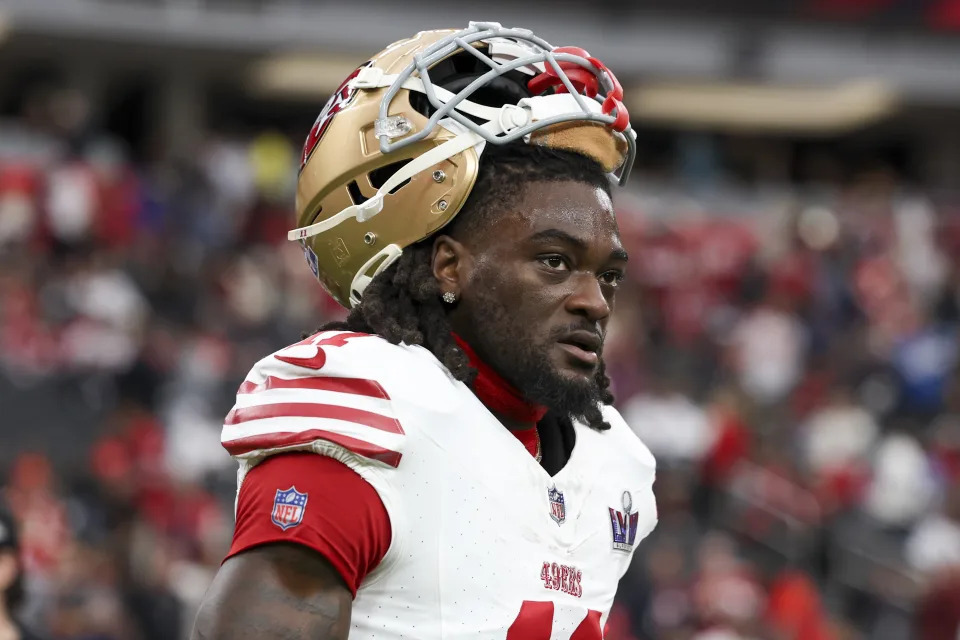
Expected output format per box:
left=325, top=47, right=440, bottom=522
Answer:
left=464, top=288, right=605, bottom=425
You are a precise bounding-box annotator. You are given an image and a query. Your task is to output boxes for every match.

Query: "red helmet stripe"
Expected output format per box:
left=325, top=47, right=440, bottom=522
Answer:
left=299, top=62, right=371, bottom=173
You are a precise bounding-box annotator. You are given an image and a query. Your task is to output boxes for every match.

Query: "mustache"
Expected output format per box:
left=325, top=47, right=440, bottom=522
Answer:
left=548, top=324, right=604, bottom=348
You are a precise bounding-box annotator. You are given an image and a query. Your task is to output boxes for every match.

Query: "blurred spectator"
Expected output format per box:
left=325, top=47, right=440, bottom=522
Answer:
left=890, top=320, right=959, bottom=417
left=905, top=484, right=960, bottom=575
left=914, top=568, right=960, bottom=640
left=0, top=505, right=46, bottom=640
left=2, top=79, right=960, bottom=639
left=800, top=387, right=878, bottom=513
left=0, top=167, right=40, bottom=247
left=622, top=360, right=715, bottom=467
left=690, top=533, right=766, bottom=639
left=864, top=431, right=936, bottom=528
left=727, top=291, right=807, bottom=404
left=765, top=570, right=834, bottom=640
left=45, top=161, right=98, bottom=245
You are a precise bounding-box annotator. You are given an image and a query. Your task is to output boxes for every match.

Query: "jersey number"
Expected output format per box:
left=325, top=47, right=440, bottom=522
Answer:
left=506, top=601, right=603, bottom=640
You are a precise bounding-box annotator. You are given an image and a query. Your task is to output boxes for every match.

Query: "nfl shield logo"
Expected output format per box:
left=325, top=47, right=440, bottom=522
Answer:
left=548, top=486, right=566, bottom=525
left=299, top=240, right=320, bottom=279
left=271, top=487, right=308, bottom=531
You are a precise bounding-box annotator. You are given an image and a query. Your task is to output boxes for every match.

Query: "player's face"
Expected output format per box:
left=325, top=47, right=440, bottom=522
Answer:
left=447, top=179, right=626, bottom=416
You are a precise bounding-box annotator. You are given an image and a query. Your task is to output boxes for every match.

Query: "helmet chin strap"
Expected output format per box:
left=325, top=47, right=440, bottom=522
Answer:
left=348, top=244, right=403, bottom=307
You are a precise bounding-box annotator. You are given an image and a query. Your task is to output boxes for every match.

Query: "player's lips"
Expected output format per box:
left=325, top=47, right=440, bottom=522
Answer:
left=556, top=331, right=602, bottom=367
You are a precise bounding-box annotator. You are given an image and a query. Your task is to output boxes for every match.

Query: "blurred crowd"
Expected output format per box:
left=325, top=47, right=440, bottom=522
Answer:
left=609, top=176, right=960, bottom=639
left=1, top=86, right=959, bottom=640
left=0, top=86, right=342, bottom=639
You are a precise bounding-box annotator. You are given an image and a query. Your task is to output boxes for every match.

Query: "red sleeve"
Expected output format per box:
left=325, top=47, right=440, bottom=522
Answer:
left=226, top=452, right=391, bottom=597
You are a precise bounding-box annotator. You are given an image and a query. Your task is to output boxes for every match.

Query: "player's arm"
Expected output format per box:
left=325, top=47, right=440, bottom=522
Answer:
left=191, top=452, right=392, bottom=640
left=191, top=542, right=351, bottom=640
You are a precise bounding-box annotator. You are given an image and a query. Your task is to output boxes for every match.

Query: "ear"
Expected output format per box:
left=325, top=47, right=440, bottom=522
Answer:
left=431, top=234, right=470, bottom=296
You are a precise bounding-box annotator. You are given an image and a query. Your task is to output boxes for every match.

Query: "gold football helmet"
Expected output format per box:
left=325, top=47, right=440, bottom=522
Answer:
left=290, top=21, right=637, bottom=307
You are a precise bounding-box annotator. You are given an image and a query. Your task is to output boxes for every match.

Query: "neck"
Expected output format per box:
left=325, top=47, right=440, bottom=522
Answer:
left=452, top=334, right=548, bottom=431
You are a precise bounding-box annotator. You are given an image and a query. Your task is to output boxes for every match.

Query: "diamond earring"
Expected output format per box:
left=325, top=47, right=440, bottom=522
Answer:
left=442, top=291, right=458, bottom=304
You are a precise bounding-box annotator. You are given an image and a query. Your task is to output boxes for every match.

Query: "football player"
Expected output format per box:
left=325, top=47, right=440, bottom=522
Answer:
left=193, top=22, right=657, bottom=640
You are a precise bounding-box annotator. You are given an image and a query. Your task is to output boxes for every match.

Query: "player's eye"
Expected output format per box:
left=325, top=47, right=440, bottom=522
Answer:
left=599, top=270, right=624, bottom=288
left=538, top=255, right=570, bottom=271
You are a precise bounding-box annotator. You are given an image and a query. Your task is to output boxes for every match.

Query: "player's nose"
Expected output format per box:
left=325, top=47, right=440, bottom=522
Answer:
left=565, top=273, right=611, bottom=323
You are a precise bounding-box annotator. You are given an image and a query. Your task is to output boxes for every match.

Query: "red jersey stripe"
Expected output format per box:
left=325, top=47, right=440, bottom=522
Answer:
left=225, top=402, right=404, bottom=434
left=222, top=429, right=402, bottom=467
left=238, top=376, right=390, bottom=399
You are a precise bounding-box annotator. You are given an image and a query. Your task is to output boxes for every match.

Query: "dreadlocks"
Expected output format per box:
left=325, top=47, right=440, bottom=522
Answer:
left=320, top=142, right=615, bottom=431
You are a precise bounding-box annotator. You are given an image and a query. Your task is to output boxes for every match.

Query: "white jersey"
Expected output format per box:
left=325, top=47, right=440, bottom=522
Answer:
left=223, top=331, right=658, bottom=639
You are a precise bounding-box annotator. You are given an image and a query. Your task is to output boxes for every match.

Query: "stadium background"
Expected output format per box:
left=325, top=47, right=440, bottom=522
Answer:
left=1, top=1, right=960, bottom=638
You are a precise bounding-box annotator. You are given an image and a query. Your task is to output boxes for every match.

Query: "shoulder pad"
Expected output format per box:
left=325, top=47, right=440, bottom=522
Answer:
left=221, top=331, right=407, bottom=468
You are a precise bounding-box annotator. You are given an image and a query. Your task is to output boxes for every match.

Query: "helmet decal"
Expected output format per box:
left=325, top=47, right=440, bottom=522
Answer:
left=300, top=61, right=372, bottom=173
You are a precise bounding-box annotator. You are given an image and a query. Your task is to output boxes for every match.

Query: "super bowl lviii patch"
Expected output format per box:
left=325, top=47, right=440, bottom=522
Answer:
left=609, top=490, right=639, bottom=552
left=272, top=486, right=308, bottom=531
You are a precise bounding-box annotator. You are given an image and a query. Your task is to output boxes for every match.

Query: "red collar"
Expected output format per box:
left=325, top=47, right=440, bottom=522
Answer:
left=453, top=334, right=549, bottom=426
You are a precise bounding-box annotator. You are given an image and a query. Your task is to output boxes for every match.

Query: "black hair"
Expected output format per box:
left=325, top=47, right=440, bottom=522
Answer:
left=319, top=142, right=615, bottom=430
